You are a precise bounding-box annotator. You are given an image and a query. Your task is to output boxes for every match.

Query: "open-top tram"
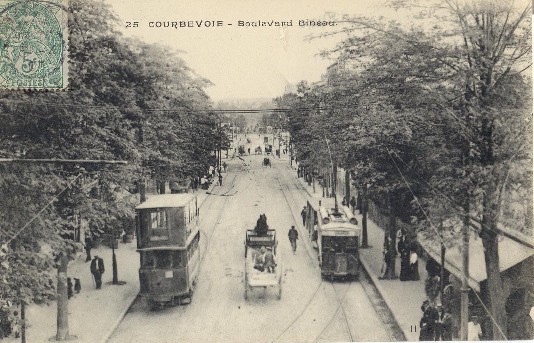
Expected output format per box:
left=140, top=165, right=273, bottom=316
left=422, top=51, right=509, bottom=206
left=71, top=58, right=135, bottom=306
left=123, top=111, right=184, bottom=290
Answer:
left=308, top=200, right=361, bottom=279
left=135, top=194, right=200, bottom=310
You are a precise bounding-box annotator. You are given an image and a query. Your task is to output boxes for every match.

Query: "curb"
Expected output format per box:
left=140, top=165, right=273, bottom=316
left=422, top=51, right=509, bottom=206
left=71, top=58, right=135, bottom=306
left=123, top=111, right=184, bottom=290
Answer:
left=292, top=173, right=408, bottom=339
left=358, top=255, right=409, bottom=340
left=101, top=179, right=220, bottom=343
left=101, top=293, right=140, bottom=343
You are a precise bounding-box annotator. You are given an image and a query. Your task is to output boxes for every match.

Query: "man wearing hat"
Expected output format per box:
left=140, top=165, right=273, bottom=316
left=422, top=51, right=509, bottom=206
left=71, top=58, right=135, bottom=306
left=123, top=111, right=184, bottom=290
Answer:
left=90, top=255, right=105, bottom=289
left=300, top=207, right=306, bottom=226
left=419, top=300, right=438, bottom=341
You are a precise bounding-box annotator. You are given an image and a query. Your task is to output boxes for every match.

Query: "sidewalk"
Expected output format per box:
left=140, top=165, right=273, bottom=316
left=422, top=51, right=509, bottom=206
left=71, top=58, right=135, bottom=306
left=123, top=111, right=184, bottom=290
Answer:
left=292, top=166, right=428, bottom=341
left=5, top=185, right=217, bottom=343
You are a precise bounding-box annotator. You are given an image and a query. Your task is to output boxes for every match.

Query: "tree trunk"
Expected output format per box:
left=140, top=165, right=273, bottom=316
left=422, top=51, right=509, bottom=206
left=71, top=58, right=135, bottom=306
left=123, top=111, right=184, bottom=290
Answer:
left=332, top=165, right=338, bottom=208
left=344, top=169, right=350, bottom=204
left=387, top=192, right=397, bottom=279
left=21, top=300, right=25, bottom=343
left=480, top=185, right=507, bottom=340
left=56, top=253, right=69, bottom=341
left=139, top=178, right=146, bottom=203
left=112, top=245, right=118, bottom=285
left=361, top=184, right=368, bottom=248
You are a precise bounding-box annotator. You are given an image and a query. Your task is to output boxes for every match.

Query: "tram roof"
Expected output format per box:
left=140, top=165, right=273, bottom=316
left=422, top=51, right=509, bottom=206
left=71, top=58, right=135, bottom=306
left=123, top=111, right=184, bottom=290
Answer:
left=136, top=193, right=196, bottom=210
left=320, top=222, right=361, bottom=233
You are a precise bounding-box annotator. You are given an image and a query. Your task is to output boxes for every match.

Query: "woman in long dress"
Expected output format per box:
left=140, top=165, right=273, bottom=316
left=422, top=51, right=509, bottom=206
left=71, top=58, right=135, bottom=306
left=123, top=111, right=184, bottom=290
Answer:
left=410, top=248, right=420, bottom=281
left=398, top=235, right=410, bottom=281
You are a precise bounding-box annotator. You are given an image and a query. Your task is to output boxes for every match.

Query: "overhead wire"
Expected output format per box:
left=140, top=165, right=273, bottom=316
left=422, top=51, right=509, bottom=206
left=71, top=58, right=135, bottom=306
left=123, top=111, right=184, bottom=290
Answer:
left=2, top=173, right=83, bottom=246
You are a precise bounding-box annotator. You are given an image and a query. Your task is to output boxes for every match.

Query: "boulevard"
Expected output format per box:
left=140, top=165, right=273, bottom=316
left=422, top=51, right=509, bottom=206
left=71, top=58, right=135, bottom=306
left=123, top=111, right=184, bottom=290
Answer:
left=109, top=134, right=394, bottom=343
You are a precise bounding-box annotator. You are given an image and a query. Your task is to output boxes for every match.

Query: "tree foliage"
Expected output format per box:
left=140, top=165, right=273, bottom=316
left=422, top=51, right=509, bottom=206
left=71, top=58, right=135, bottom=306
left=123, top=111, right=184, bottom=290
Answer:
left=0, top=0, right=220, bottom=319
left=279, top=0, right=531, bottom=338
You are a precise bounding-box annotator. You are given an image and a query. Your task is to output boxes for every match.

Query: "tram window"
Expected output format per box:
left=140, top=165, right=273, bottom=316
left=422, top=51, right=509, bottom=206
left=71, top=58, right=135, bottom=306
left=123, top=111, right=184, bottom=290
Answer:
left=150, top=210, right=167, bottom=229
left=346, top=237, right=358, bottom=252
left=184, top=204, right=190, bottom=224
left=187, top=233, right=199, bottom=260
left=322, top=236, right=345, bottom=252
left=172, top=251, right=185, bottom=268
left=155, top=251, right=172, bottom=269
left=141, top=251, right=156, bottom=268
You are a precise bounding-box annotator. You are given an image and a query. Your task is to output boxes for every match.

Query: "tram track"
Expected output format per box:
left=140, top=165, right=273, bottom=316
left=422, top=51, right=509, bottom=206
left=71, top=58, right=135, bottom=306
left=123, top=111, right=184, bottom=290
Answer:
left=109, top=155, right=405, bottom=342
left=276, top=161, right=406, bottom=342
left=109, top=167, right=239, bottom=332
left=274, top=168, right=355, bottom=343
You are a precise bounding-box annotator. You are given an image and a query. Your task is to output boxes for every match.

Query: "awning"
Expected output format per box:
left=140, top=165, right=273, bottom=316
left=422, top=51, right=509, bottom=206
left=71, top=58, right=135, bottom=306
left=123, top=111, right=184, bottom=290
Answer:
left=418, top=233, right=534, bottom=292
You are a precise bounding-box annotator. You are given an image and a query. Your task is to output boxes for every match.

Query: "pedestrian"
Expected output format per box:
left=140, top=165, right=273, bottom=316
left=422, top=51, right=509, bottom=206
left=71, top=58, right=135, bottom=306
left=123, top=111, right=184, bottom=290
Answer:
left=218, top=173, right=223, bottom=186
left=378, top=246, right=391, bottom=279
left=419, top=300, right=438, bottom=341
left=409, top=247, right=420, bottom=281
left=342, top=196, right=348, bottom=206
left=398, top=233, right=410, bottom=281
left=84, top=236, right=92, bottom=262
left=288, top=225, right=298, bottom=253
left=90, top=255, right=105, bottom=289
left=67, top=277, right=73, bottom=299
left=426, top=258, right=441, bottom=279
left=222, top=161, right=227, bottom=172
left=435, top=305, right=453, bottom=341
left=311, top=226, right=318, bottom=249
left=74, top=278, right=81, bottom=293
left=248, top=147, right=250, bottom=155
left=467, top=316, right=482, bottom=341
left=300, top=206, right=306, bottom=226
left=200, top=175, right=208, bottom=190
left=350, top=196, right=357, bottom=214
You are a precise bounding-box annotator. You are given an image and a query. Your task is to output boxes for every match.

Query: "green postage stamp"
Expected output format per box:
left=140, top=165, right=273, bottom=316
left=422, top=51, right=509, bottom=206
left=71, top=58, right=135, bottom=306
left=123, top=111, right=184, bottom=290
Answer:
left=0, top=0, right=68, bottom=90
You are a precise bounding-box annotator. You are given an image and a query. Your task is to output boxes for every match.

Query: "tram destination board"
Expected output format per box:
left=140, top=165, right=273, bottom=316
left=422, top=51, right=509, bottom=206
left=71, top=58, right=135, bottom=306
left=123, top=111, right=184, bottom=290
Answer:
left=248, top=236, right=272, bottom=242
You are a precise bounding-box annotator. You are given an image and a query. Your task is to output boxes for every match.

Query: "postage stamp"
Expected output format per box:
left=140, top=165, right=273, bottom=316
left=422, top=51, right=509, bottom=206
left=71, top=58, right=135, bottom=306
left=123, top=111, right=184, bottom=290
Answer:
left=0, top=0, right=68, bottom=90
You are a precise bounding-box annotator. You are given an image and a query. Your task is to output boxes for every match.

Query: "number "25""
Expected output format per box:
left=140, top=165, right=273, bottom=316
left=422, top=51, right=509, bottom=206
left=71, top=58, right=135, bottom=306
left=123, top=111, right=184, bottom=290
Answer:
left=126, top=22, right=139, bottom=28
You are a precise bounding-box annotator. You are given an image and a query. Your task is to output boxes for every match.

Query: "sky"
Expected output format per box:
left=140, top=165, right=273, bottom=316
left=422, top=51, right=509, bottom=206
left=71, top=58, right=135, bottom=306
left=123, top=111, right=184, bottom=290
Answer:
left=107, top=0, right=410, bottom=101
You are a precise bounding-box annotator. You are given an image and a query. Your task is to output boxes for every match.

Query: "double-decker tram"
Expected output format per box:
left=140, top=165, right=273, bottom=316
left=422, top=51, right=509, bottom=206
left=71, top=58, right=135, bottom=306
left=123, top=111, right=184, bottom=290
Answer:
left=135, top=194, right=200, bottom=310
left=315, top=202, right=361, bottom=280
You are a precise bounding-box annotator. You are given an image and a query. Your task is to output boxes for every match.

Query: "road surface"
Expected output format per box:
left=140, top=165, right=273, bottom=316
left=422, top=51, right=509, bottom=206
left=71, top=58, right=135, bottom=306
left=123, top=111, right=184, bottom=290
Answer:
left=109, top=134, right=395, bottom=343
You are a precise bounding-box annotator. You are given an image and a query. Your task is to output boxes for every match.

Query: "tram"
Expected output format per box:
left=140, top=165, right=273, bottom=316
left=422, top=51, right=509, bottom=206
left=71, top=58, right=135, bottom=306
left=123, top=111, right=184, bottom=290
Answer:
left=307, top=200, right=361, bottom=279
left=135, top=194, right=200, bottom=310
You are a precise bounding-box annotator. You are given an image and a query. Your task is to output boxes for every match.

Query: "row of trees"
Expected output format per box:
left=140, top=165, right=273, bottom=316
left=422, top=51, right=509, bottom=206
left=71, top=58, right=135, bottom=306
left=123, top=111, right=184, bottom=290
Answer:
left=276, top=0, right=531, bottom=339
left=0, top=0, right=222, bottom=337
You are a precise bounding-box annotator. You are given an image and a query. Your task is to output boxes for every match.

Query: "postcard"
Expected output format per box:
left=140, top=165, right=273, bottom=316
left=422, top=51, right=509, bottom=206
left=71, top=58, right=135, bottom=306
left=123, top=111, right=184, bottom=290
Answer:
left=0, top=0, right=532, bottom=342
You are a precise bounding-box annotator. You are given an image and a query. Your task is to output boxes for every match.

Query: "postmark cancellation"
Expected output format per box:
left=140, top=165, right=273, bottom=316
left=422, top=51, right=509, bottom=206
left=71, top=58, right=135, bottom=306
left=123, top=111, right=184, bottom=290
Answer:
left=0, top=0, right=68, bottom=90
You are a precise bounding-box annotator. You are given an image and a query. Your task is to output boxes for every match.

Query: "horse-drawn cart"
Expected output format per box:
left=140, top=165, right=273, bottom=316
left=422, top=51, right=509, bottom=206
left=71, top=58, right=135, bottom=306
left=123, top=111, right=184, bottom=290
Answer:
left=244, top=238, right=282, bottom=300
left=243, top=215, right=281, bottom=300
left=245, top=228, right=276, bottom=257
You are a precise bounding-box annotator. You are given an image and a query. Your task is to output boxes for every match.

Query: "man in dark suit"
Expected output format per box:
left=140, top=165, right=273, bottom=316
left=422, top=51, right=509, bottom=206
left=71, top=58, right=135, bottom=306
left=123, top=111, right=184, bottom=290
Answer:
left=90, top=255, right=105, bottom=289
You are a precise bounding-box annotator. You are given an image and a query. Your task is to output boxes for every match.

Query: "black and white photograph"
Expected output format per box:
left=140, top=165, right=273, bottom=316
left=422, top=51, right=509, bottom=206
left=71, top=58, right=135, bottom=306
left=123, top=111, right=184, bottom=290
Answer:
left=0, top=0, right=532, bottom=342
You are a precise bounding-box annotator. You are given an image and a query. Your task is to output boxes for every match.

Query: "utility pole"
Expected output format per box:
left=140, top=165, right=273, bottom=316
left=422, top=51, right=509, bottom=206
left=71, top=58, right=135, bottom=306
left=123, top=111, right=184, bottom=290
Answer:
left=461, top=205, right=470, bottom=340
left=55, top=253, right=71, bottom=341
left=440, top=217, right=446, bottom=306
